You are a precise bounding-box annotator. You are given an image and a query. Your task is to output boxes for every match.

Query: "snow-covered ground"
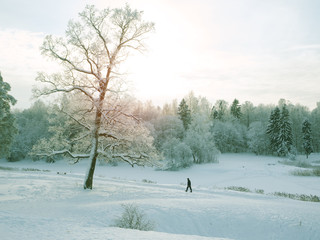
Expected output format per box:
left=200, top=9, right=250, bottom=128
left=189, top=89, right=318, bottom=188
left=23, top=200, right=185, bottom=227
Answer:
left=0, top=153, right=319, bottom=240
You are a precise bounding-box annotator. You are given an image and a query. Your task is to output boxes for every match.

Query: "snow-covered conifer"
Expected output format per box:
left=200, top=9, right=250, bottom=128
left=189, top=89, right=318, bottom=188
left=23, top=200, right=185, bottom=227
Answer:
left=9, top=100, right=51, bottom=161
left=230, top=99, right=241, bottom=119
left=177, top=98, right=191, bottom=130
left=302, top=119, right=313, bottom=158
left=0, top=73, right=17, bottom=158
left=212, top=100, right=228, bottom=121
left=277, top=104, right=293, bottom=156
left=267, top=105, right=293, bottom=157
left=266, top=107, right=281, bottom=154
left=310, top=102, right=320, bottom=152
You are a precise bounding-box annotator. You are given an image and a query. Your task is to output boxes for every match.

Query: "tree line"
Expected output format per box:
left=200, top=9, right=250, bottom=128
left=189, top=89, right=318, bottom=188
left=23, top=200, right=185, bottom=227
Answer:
left=2, top=90, right=319, bottom=166
left=133, top=93, right=319, bottom=165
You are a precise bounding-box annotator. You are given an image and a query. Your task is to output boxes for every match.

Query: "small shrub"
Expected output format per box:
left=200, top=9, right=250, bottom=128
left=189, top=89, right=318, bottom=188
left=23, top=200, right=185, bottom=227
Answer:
left=0, top=166, right=17, bottom=171
left=291, top=169, right=313, bottom=176
left=272, top=192, right=320, bottom=202
left=273, top=192, right=294, bottom=199
left=142, top=179, right=156, bottom=184
left=291, top=168, right=320, bottom=177
left=296, top=161, right=313, bottom=168
left=255, top=189, right=264, bottom=194
left=288, top=151, right=297, bottom=161
left=312, top=168, right=320, bottom=176
left=112, top=204, right=155, bottom=231
left=22, top=168, right=41, bottom=172
left=309, top=195, right=320, bottom=202
left=281, top=160, right=313, bottom=168
left=226, top=186, right=251, bottom=193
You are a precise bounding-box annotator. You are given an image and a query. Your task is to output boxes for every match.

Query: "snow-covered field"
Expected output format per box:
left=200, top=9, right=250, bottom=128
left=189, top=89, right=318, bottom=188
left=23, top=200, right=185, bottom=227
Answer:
left=1, top=153, right=320, bottom=240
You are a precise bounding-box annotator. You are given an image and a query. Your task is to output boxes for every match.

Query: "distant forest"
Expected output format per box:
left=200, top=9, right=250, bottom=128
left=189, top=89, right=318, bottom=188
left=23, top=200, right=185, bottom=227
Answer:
left=7, top=91, right=320, bottom=169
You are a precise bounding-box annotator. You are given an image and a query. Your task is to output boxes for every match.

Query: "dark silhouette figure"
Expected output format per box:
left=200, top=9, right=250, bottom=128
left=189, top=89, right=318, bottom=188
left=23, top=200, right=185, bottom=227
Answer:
left=185, top=178, right=192, bottom=192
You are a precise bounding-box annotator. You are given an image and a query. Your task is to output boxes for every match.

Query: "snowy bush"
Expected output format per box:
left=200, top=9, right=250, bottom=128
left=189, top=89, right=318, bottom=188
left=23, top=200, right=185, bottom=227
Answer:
left=212, top=121, right=247, bottom=153
left=185, top=114, right=220, bottom=163
left=151, top=115, right=184, bottom=151
left=287, top=147, right=297, bottom=160
left=174, top=142, right=193, bottom=167
left=247, top=121, right=269, bottom=155
left=112, top=204, right=155, bottom=231
left=161, top=138, right=193, bottom=170
left=291, top=168, right=320, bottom=177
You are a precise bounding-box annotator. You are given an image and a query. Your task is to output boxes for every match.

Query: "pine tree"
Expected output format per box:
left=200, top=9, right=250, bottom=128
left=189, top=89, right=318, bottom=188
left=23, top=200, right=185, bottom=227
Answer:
left=266, top=107, right=281, bottom=153
left=230, top=99, right=241, bottom=119
left=0, top=73, right=17, bottom=158
left=178, top=98, right=191, bottom=130
left=266, top=105, right=293, bottom=157
left=277, top=104, right=293, bottom=156
left=302, top=119, right=313, bottom=159
left=210, top=107, right=218, bottom=120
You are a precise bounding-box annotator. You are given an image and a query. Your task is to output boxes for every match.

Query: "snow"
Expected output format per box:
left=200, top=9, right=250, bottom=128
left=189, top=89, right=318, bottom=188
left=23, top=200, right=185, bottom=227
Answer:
left=1, top=153, right=320, bottom=240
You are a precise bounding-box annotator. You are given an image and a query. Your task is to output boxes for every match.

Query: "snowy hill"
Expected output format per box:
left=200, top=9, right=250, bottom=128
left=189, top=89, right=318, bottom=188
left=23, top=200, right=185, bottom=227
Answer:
left=0, top=154, right=320, bottom=240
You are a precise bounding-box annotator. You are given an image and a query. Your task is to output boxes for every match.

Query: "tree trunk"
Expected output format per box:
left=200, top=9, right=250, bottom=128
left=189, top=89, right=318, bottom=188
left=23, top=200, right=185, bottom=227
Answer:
left=83, top=131, right=99, bottom=189
left=83, top=72, right=109, bottom=189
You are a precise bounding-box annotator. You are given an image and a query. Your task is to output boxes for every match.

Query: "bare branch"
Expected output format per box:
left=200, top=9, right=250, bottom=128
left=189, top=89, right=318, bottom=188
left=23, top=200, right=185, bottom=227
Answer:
left=97, top=149, right=151, bottom=167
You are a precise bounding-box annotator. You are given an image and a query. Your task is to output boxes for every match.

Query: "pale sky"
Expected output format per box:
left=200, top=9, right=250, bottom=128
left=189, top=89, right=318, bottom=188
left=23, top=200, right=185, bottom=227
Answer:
left=1, top=0, right=320, bottom=110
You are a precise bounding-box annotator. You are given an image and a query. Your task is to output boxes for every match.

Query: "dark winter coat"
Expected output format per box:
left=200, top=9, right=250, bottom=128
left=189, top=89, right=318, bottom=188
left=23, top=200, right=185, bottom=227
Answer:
left=187, top=178, right=191, bottom=187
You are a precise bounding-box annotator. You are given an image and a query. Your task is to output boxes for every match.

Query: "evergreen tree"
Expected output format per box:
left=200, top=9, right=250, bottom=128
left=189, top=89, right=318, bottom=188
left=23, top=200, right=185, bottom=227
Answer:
left=230, top=99, right=241, bottom=119
left=266, top=107, right=281, bottom=154
left=9, top=100, right=51, bottom=161
left=302, top=119, right=313, bottom=158
left=211, top=100, right=228, bottom=121
left=0, top=73, right=17, bottom=158
left=310, top=102, right=320, bottom=152
left=210, top=107, right=219, bottom=120
left=177, top=98, right=191, bottom=130
left=277, top=104, right=293, bottom=156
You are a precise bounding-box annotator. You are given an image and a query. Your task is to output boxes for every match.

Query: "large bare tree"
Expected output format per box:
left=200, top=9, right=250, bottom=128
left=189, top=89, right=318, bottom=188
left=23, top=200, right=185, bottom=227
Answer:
left=34, top=4, right=155, bottom=189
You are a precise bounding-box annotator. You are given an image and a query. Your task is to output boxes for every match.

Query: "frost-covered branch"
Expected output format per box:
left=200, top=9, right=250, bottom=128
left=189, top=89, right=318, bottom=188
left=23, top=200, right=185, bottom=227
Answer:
left=60, top=108, right=91, bottom=131
left=97, top=149, right=152, bottom=167
left=35, top=72, right=95, bottom=102
left=35, top=149, right=90, bottom=159
left=42, top=35, right=101, bottom=80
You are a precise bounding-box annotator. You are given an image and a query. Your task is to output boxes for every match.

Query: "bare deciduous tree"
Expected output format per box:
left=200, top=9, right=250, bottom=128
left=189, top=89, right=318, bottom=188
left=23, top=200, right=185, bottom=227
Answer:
left=34, top=4, right=155, bottom=189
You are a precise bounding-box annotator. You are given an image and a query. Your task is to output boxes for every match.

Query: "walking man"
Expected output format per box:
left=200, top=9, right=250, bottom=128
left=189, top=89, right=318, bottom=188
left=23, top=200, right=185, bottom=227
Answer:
left=185, top=178, right=192, bottom=192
